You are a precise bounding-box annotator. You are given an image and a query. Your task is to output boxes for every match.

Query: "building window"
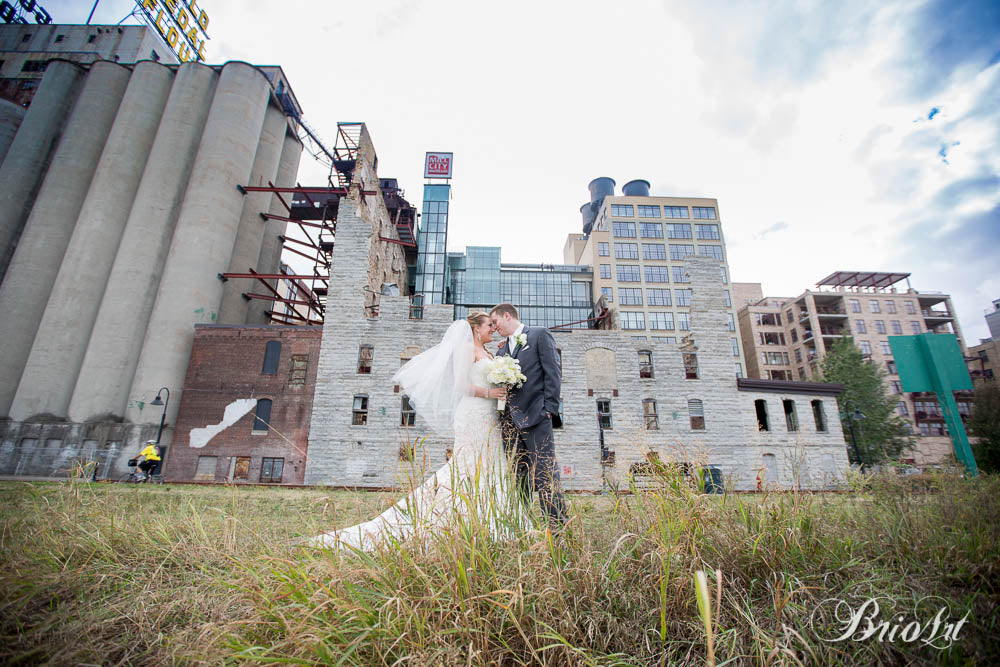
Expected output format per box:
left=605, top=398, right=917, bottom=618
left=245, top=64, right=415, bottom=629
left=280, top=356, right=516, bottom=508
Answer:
left=880, top=340, right=891, bottom=355
left=891, top=380, right=903, bottom=394
left=610, top=204, right=634, bottom=218
left=261, top=340, right=281, bottom=375
left=675, top=288, right=693, bottom=306
left=253, top=399, right=272, bottom=432
left=887, top=360, right=897, bottom=374
left=855, top=319, right=867, bottom=334
left=288, top=354, right=309, bottom=385
left=54, top=34, right=65, bottom=43
left=638, top=205, right=660, bottom=218
left=697, top=245, right=724, bottom=261
left=260, top=457, right=284, bottom=483
left=850, top=299, right=861, bottom=313
left=638, top=350, right=654, bottom=378
left=890, top=320, right=903, bottom=335
left=723, top=290, right=732, bottom=307
left=811, top=400, right=827, bottom=431
left=678, top=312, right=691, bottom=331
left=640, top=222, right=663, bottom=238
left=643, top=398, right=659, bottom=429
left=612, top=221, right=636, bottom=237
left=672, top=266, right=690, bottom=283
left=731, top=338, right=740, bottom=356
left=683, top=352, right=698, bottom=379
left=647, top=288, right=671, bottom=305
left=910, top=321, right=922, bottom=334
left=720, top=267, right=728, bottom=284
left=791, top=328, right=799, bottom=343
left=620, top=287, right=642, bottom=305
left=688, top=399, right=705, bottom=430
left=649, top=312, right=674, bottom=330
left=401, top=395, right=416, bottom=426
left=897, top=401, right=908, bottom=416
left=410, top=294, right=424, bottom=319
left=615, top=242, right=639, bottom=259
left=664, top=206, right=689, bottom=219
left=695, top=223, right=721, bottom=240
left=692, top=206, right=716, bottom=219
left=195, top=456, right=217, bottom=481
left=669, top=244, right=695, bottom=260
left=869, top=299, right=881, bottom=313
left=794, top=348, right=803, bottom=363
left=653, top=336, right=678, bottom=343
left=620, top=311, right=645, bottom=329
left=598, top=241, right=609, bottom=256
left=859, top=340, right=872, bottom=356
left=597, top=399, right=612, bottom=429
left=642, top=243, right=667, bottom=260
left=783, top=399, right=799, bottom=432
left=631, top=336, right=648, bottom=342
left=727, top=313, right=735, bottom=331
left=874, top=320, right=886, bottom=334
left=20, top=60, right=48, bottom=73
left=357, top=345, right=373, bottom=374
left=233, top=456, right=251, bottom=481
left=886, top=301, right=897, bottom=314
left=904, top=300, right=916, bottom=315
left=601, top=286, right=613, bottom=302
left=352, top=395, right=369, bottom=425
left=736, top=363, right=744, bottom=378
left=755, top=399, right=769, bottom=431
left=600, top=264, right=611, bottom=279
left=616, top=264, right=641, bottom=282
left=644, top=266, right=670, bottom=283
left=666, top=222, right=692, bottom=238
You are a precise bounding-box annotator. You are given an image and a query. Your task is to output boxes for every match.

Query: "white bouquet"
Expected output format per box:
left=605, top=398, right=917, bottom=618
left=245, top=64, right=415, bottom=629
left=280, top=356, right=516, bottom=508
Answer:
left=484, top=356, right=526, bottom=410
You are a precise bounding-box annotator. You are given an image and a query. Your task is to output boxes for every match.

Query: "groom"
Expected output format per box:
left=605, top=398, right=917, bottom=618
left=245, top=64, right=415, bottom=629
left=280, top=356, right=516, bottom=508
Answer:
left=489, top=303, right=567, bottom=530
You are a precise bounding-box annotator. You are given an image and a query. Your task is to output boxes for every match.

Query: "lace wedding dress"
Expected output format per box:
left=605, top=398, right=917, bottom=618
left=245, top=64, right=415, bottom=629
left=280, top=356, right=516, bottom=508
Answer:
left=309, top=359, right=522, bottom=551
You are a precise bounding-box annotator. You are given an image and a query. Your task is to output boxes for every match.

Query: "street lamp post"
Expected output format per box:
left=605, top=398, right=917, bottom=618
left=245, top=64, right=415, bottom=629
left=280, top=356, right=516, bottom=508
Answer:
left=150, top=387, right=170, bottom=446
left=841, top=407, right=866, bottom=471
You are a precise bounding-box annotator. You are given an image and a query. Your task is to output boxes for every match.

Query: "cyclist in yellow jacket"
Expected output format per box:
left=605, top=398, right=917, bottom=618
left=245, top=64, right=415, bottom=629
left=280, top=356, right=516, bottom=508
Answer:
left=136, top=440, right=161, bottom=480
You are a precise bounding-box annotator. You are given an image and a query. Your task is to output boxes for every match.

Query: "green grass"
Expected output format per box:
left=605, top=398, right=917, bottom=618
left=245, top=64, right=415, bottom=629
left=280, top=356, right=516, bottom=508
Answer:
left=0, top=470, right=997, bottom=665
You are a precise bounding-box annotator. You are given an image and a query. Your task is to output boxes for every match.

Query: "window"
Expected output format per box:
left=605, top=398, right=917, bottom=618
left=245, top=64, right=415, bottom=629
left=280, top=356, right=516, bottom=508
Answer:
left=601, top=286, right=613, bottom=302
left=55, top=34, right=65, bottom=43
left=727, top=313, right=735, bottom=331
left=755, top=399, right=769, bottom=431
left=869, top=299, right=881, bottom=313
left=597, top=399, right=612, bottom=429
left=811, top=400, right=827, bottom=431
left=638, top=351, right=654, bottom=378
left=890, top=320, right=903, bottom=335
left=642, top=243, right=667, bottom=260
left=855, top=319, right=867, bottom=334
left=638, top=205, right=660, bottom=218
left=615, top=242, right=639, bottom=259
left=695, top=224, right=721, bottom=240
left=643, top=398, right=659, bottom=429
left=401, top=395, right=416, bottom=426
left=904, top=300, right=916, bottom=315
left=598, top=241, right=609, bottom=256
left=886, top=301, right=897, bottom=314
left=88, top=34, right=97, bottom=43
left=639, top=222, right=663, bottom=238
left=891, top=381, right=903, bottom=394
left=666, top=222, right=692, bottom=238
left=620, top=311, right=645, bottom=329
left=410, top=294, right=424, bottom=319
left=672, top=266, right=690, bottom=283
left=794, top=348, right=803, bottom=363
left=791, top=329, right=799, bottom=343
left=669, top=244, right=695, bottom=260
left=692, top=206, right=716, bottom=219
left=874, top=320, right=886, bottom=334
left=352, top=395, right=368, bottom=425
left=253, top=399, right=272, bottom=432
left=683, top=352, right=698, bottom=379
left=859, top=340, right=872, bottom=356
left=261, top=340, right=281, bottom=374
left=21, top=60, right=48, bottom=73
left=664, top=206, right=689, bottom=219
left=610, top=204, right=633, bottom=218
left=723, top=290, right=731, bottom=307
left=620, top=287, right=642, bottom=305
left=195, top=456, right=217, bottom=481
left=653, top=336, right=677, bottom=343
left=631, top=336, right=648, bottom=342
left=720, top=267, right=728, bottom=284
left=736, top=364, right=744, bottom=379
left=616, top=264, right=640, bottom=282
left=600, top=264, right=611, bottom=279
left=678, top=312, right=691, bottom=331
left=649, top=312, right=674, bottom=330
left=260, top=457, right=284, bottom=483
left=897, top=401, right=909, bottom=416
left=697, top=245, right=724, bottom=261
left=887, top=360, right=897, bottom=374
left=688, top=399, right=705, bottom=430
left=880, top=340, right=891, bottom=355
left=850, top=299, right=861, bottom=313
left=612, top=221, right=636, bottom=237
left=910, top=321, right=922, bottom=334
left=783, top=400, right=799, bottom=432
left=233, top=456, right=251, bottom=481
left=675, top=288, right=693, bottom=306
left=647, top=288, right=671, bottom=305
left=644, top=266, right=669, bottom=283
left=357, top=345, right=373, bottom=373
left=732, top=338, right=740, bottom=356
left=289, top=354, right=308, bottom=385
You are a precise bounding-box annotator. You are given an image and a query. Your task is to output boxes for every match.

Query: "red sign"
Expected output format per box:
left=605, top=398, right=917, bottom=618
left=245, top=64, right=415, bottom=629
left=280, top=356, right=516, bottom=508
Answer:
left=424, top=152, right=453, bottom=179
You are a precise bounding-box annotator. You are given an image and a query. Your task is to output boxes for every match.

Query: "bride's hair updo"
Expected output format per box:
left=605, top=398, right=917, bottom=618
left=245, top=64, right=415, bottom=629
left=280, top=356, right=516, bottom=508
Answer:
left=466, top=311, right=489, bottom=331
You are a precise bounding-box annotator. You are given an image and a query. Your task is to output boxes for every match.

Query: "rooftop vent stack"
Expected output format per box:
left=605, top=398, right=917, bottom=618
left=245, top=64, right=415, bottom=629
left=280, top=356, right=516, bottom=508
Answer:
left=622, top=179, right=650, bottom=196
left=588, top=176, right=616, bottom=204
left=581, top=202, right=596, bottom=234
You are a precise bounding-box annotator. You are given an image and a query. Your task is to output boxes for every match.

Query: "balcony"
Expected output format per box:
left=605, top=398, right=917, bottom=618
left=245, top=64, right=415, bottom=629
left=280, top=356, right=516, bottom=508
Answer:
left=922, top=309, right=953, bottom=321
left=820, top=326, right=849, bottom=338
left=815, top=307, right=848, bottom=318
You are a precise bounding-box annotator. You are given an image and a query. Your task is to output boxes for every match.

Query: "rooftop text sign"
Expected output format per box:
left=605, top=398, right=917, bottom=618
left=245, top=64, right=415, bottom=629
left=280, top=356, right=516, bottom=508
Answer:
left=136, top=0, right=210, bottom=63
left=424, top=152, right=453, bottom=179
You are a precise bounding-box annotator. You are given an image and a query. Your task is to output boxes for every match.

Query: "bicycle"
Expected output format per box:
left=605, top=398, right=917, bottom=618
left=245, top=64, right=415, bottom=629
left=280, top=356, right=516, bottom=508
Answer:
left=119, top=458, right=154, bottom=484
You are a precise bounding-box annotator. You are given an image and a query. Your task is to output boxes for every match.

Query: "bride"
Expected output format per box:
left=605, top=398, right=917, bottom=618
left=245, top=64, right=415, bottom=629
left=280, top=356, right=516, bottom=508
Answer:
left=308, top=312, right=521, bottom=551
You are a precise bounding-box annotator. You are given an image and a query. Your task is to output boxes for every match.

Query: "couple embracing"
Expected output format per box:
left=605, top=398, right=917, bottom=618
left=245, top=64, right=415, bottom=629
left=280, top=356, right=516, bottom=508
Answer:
left=310, top=303, right=567, bottom=551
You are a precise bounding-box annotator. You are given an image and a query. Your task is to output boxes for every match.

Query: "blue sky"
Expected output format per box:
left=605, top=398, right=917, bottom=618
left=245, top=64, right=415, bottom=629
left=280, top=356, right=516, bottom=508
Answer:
left=54, top=0, right=1000, bottom=342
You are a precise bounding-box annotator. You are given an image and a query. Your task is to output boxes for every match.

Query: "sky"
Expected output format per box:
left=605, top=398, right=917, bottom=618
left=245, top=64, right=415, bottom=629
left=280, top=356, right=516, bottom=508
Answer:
left=56, top=0, right=1000, bottom=342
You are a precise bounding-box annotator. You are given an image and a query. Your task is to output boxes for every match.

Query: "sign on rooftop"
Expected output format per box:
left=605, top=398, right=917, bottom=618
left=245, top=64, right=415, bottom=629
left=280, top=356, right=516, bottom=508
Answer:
left=136, top=0, right=210, bottom=63
left=425, top=152, right=453, bottom=179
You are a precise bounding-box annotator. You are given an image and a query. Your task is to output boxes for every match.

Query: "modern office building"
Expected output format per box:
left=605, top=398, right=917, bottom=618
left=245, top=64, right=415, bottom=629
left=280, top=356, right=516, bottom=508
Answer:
left=564, top=177, right=745, bottom=376
left=414, top=183, right=450, bottom=305
left=447, top=246, right=596, bottom=328
left=737, top=271, right=973, bottom=463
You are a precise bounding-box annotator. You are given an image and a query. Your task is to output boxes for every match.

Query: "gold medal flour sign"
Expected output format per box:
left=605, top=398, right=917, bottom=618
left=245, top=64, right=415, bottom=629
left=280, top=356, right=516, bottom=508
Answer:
left=136, top=0, right=210, bottom=63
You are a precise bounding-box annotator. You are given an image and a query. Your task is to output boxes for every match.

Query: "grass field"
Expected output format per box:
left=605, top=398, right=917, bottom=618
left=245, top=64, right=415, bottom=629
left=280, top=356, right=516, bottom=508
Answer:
left=0, top=471, right=997, bottom=665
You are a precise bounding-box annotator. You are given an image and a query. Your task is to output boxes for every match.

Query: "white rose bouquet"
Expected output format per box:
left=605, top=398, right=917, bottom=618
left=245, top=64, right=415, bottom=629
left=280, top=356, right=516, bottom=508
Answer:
left=484, top=356, right=526, bottom=410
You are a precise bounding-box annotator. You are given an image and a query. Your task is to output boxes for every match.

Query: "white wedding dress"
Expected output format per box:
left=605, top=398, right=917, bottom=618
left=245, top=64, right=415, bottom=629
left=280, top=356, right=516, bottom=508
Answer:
left=309, top=359, right=523, bottom=551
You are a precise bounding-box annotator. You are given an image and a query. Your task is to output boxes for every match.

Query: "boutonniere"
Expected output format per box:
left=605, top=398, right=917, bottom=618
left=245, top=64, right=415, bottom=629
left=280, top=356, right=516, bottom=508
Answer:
left=515, top=333, right=528, bottom=350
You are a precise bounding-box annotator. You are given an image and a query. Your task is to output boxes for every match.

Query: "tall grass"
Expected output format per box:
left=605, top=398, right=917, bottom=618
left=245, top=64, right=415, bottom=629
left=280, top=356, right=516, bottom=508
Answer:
left=0, top=468, right=997, bottom=665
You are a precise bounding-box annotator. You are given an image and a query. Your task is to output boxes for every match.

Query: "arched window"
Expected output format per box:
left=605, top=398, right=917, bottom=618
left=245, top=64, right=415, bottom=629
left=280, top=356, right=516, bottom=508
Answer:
left=261, top=340, right=281, bottom=375
left=253, top=399, right=272, bottom=432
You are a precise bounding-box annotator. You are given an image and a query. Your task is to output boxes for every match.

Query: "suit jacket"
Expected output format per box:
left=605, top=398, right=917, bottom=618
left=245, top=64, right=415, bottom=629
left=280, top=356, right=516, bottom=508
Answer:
left=497, top=325, right=562, bottom=430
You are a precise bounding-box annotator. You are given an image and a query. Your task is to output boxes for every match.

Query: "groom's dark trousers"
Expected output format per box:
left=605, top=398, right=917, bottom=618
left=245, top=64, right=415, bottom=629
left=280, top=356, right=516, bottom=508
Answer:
left=503, top=417, right=567, bottom=529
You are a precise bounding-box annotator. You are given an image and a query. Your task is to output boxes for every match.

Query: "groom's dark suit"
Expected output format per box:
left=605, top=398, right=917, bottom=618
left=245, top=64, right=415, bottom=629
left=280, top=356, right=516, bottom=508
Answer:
left=497, top=325, right=567, bottom=528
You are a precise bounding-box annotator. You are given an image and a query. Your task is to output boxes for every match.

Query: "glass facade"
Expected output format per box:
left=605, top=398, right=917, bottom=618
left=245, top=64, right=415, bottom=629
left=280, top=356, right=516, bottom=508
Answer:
left=416, top=184, right=451, bottom=304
